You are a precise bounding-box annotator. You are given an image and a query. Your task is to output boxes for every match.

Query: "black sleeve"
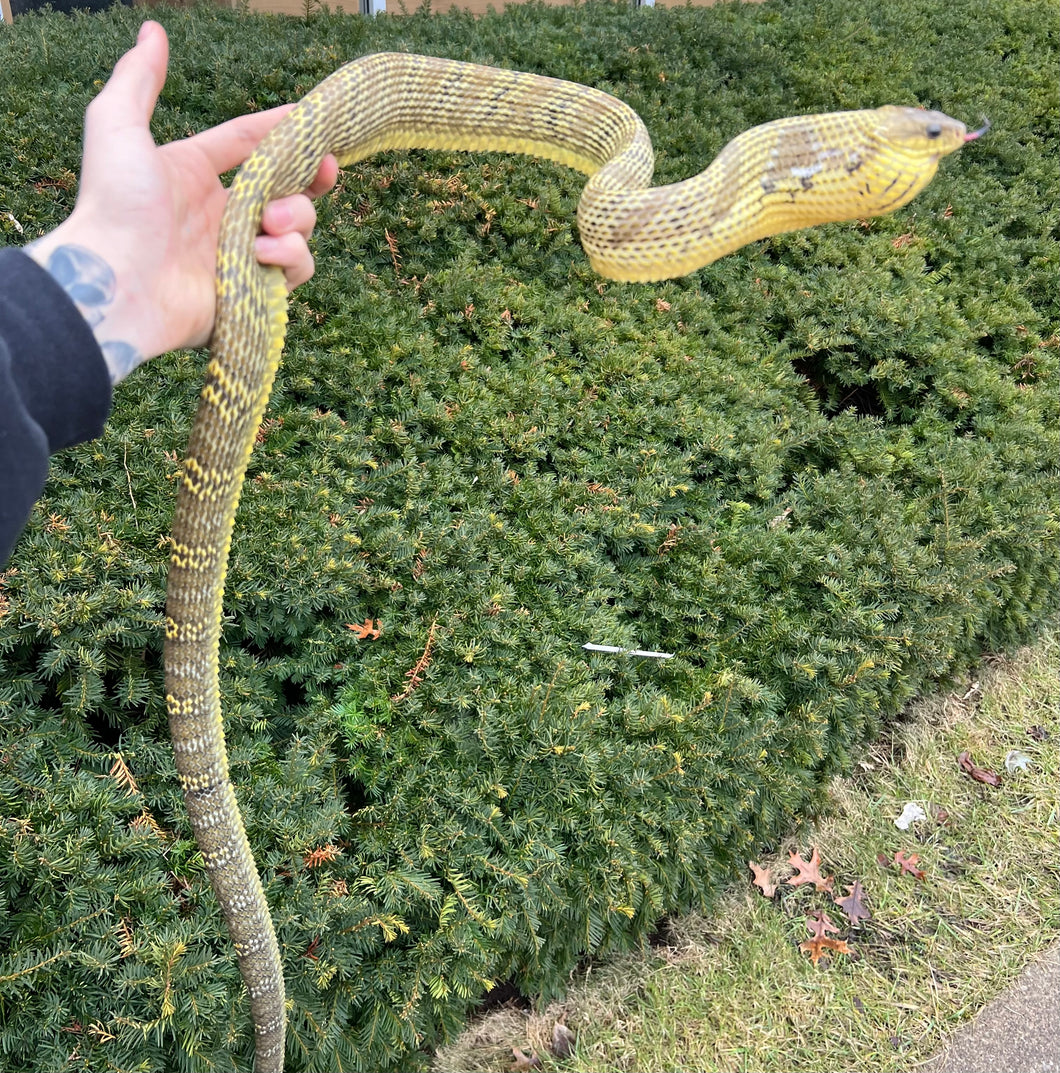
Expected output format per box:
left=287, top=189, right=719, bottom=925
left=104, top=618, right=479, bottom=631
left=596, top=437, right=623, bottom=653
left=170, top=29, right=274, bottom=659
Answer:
left=1, top=247, right=113, bottom=566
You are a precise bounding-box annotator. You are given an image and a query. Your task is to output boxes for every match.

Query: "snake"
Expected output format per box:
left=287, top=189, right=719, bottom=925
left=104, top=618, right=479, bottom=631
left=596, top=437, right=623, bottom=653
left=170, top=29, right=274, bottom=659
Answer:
left=161, top=52, right=983, bottom=1072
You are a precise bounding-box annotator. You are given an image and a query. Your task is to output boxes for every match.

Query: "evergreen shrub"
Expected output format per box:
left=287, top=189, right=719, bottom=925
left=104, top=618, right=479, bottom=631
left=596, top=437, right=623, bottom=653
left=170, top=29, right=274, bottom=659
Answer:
left=0, top=1, right=1057, bottom=1069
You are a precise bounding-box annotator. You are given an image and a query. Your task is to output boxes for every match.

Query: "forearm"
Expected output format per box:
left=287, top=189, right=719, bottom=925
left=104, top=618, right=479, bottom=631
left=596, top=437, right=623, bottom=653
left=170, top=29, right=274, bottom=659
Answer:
left=26, top=222, right=152, bottom=385
left=0, top=248, right=112, bottom=565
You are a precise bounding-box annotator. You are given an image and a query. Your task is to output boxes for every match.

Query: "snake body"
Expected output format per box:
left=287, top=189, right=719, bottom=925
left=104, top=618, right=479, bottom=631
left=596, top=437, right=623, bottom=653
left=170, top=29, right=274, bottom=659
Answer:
left=162, top=53, right=974, bottom=1071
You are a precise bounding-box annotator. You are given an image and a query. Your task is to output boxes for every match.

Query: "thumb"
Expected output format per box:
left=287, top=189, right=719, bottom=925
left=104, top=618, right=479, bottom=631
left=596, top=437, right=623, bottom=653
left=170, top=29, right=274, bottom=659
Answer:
left=85, top=21, right=169, bottom=137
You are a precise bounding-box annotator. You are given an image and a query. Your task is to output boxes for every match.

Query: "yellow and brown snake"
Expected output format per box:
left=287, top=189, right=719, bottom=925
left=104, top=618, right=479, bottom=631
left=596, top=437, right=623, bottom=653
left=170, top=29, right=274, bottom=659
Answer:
left=162, top=52, right=983, bottom=1071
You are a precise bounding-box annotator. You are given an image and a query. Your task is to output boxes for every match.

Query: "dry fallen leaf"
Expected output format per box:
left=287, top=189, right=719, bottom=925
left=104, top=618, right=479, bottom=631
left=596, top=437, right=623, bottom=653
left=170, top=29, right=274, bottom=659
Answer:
left=806, top=909, right=840, bottom=939
left=749, top=861, right=778, bottom=898
left=799, top=936, right=853, bottom=965
left=957, top=750, right=1002, bottom=787
left=787, top=847, right=834, bottom=893
left=834, top=880, right=872, bottom=923
left=551, top=1019, right=576, bottom=1058
left=510, top=1047, right=542, bottom=1072
left=894, top=850, right=926, bottom=881
left=346, top=618, right=382, bottom=640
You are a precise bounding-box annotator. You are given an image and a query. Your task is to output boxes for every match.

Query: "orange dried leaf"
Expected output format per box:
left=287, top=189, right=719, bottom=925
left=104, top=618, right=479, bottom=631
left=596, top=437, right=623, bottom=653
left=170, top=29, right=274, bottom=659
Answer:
left=787, top=847, right=834, bottom=892
left=346, top=618, right=382, bottom=640
left=894, top=850, right=926, bottom=881
left=799, top=936, right=853, bottom=965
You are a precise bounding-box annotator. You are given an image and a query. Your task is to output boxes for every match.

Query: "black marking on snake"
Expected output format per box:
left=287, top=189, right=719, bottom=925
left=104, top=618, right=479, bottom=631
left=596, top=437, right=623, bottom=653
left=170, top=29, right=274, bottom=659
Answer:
left=877, top=174, right=920, bottom=213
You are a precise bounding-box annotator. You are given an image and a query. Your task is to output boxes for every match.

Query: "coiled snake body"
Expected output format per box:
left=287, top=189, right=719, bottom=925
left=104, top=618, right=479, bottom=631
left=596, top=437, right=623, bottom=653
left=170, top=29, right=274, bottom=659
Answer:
left=162, top=53, right=978, bottom=1071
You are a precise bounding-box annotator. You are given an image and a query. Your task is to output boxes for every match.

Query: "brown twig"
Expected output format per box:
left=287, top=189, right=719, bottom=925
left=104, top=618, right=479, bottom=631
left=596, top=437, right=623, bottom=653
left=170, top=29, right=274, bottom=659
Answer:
left=391, top=616, right=438, bottom=703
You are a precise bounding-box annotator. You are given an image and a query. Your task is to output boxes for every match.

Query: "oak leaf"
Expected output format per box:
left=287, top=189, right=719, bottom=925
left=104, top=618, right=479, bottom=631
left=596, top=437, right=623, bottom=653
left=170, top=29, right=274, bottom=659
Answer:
left=806, top=909, right=839, bottom=939
left=347, top=618, right=382, bottom=640
left=894, top=850, right=926, bottom=881
left=787, top=847, right=834, bottom=893
left=749, top=861, right=777, bottom=898
left=834, top=880, right=872, bottom=923
left=799, top=936, right=853, bottom=965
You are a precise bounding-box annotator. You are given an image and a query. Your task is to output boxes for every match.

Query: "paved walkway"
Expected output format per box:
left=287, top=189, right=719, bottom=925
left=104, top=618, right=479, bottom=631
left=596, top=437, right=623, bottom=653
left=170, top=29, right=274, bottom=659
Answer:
left=920, top=944, right=1059, bottom=1073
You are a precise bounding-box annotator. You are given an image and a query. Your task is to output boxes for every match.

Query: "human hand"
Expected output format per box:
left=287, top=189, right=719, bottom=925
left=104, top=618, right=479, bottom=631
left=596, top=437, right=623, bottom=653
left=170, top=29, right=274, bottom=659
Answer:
left=27, top=20, right=339, bottom=384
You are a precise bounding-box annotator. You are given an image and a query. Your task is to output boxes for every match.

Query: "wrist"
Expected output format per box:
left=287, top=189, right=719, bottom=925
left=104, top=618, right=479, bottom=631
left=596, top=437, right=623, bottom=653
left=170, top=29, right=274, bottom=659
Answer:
left=27, top=217, right=155, bottom=385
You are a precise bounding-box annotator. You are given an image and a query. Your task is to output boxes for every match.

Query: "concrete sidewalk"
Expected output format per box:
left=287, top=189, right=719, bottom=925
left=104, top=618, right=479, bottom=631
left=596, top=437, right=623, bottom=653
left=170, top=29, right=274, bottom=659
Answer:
left=919, top=944, right=1059, bottom=1073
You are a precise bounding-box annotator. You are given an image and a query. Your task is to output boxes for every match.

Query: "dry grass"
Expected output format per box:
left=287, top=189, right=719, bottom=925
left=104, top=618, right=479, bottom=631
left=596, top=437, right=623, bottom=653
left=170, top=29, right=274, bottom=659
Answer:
left=435, top=631, right=1059, bottom=1073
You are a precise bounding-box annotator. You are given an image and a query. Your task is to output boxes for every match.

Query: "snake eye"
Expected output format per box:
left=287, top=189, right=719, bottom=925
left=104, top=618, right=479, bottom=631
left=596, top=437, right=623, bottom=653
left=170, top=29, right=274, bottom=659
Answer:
left=926, top=122, right=942, bottom=139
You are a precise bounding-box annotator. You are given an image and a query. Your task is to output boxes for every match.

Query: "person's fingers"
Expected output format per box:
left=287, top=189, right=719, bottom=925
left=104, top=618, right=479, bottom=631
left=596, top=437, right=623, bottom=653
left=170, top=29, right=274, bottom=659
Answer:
left=254, top=231, right=316, bottom=290
left=181, top=104, right=295, bottom=177
left=85, top=21, right=169, bottom=134
left=260, top=194, right=317, bottom=241
left=184, top=114, right=339, bottom=191
left=307, top=154, right=340, bottom=198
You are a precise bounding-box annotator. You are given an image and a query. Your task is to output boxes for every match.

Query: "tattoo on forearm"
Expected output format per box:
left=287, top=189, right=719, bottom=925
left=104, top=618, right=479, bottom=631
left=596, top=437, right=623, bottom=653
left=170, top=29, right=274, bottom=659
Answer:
left=39, top=243, right=145, bottom=384
left=100, top=341, right=144, bottom=382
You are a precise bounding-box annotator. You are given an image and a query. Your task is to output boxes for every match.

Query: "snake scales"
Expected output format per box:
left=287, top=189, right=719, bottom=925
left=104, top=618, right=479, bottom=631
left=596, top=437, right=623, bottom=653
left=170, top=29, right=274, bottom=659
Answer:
left=162, top=52, right=979, bottom=1071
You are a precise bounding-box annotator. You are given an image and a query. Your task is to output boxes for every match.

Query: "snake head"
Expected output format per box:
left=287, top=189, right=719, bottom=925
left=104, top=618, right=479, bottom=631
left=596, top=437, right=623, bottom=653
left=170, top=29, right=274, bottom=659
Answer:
left=875, top=105, right=972, bottom=162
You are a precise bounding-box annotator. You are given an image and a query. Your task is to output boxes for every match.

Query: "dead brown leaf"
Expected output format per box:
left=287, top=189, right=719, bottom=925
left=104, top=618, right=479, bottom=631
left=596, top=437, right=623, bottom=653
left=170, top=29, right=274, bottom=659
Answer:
left=806, top=909, right=840, bottom=939
left=749, top=861, right=777, bottom=898
left=787, top=847, right=834, bottom=893
left=894, top=850, right=926, bottom=881
left=834, top=880, right=872, bottom=923
left=510, top=1047, right=542, bottom=1072
left=957, top=750, right=1002, bottom=787
left=799, top=936, right=853, bottom=965
left=551, top=1019, right=576, bottom=1058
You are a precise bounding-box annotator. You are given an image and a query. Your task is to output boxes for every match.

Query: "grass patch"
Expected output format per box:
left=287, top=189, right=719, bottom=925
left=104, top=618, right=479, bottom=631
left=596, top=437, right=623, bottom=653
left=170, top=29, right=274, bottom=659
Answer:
left=436, top=630, right=1059, bottom=1073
